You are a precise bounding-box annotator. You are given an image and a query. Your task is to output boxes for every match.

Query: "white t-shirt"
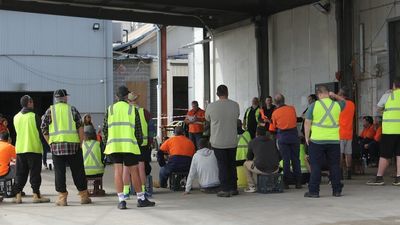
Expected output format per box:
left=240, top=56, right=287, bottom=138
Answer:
left=377, top=91, right=391, bottom=108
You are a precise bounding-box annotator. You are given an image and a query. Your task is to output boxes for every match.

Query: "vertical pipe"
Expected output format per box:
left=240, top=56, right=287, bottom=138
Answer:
left=203, top=29, right=211, bottom=106
left=161, top=26, right=168, bottom=136
left=359, top=23, right=364, bottom=74
left=157, top=26, right=162, bottom=140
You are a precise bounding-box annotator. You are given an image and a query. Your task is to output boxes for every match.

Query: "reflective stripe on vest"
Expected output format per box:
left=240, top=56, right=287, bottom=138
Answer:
left=236, top=131, right=251, bottom=161
left=104, top=101, right=140, bottom=155
left=82, top=140, right=104, bottom=176
left=279, top=144, right=307, bottom=173
left=245, top=107, right=260, bottom=128
left=13, top=112, right=43, bottom=154
left=48, top=103, right=80, bottom=144
left=383, top=90, right=400, bottom=134
left=311, top=99, right=340, bottom=141
left=139, top=108, right=148, bottom=146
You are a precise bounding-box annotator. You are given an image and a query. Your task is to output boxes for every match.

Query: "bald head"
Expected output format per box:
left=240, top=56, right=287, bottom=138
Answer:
left=274, top=94, right=285, bottom=106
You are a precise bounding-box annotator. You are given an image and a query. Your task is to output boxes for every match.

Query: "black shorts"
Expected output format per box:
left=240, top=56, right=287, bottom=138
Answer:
left=139, top=145, right=152, bottom=162
left=108, top=153, right=139, bottom=166
left=380, top=134, right=400, bottom=158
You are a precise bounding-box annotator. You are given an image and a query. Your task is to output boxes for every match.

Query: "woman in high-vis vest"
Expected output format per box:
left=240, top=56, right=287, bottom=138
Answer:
left=304, top=86, right=345, bottom=198
left=367, top=77, right=400, bottom=186
left=13, top=95, right=50, bottom=204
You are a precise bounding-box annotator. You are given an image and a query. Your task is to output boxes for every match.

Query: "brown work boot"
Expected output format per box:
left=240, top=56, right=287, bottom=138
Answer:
left=55, top=192, right=68, bottom=206
left=32, top=193, right=50, bottom=203
left=12, top=192, right=22, bottom=204
left=79, top=190, right=92, bottom=204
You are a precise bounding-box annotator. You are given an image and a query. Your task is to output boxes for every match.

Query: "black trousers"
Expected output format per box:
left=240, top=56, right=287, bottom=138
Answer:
left=53, top=150, right=87, bottom=193
left=14, top=153, right=42, bottom=194
left=213, top=147, right=237, bottom=192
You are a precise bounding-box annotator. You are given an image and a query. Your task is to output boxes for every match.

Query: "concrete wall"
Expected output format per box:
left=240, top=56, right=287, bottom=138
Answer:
left=211, top=24, right=258, bottom=118
left=189, top=28, right=205, bottom=109
left=269, top=3, right=338, bottom=114
left=0, top=10, right=113, bottom=127
left=353, top=0, right=400, bottom=119
left=137, top=26, right=194, bottom=57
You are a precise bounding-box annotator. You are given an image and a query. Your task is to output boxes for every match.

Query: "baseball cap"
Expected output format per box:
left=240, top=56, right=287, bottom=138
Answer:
left=116, top=86, right=130, bottom=98
left=54, top=89, right=69, bottom=98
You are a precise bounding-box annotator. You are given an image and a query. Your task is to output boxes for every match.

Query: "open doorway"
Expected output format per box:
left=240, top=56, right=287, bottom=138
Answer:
left=173, top=77, right=188, bottom=121
left=0, top=92, right=53, bottom=144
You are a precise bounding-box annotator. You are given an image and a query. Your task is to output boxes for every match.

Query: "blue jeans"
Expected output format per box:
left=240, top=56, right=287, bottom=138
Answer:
left=308, top=142, right=342, bottom=194
left=159, top=156, right=192, bottom=188
left=189, top=132, right=202, bottom=149
left=278, top=142, right=302, bottom=183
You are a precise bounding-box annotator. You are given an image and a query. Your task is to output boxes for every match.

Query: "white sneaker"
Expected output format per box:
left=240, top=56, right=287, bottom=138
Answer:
left=244, top=186, right=256, bottom=193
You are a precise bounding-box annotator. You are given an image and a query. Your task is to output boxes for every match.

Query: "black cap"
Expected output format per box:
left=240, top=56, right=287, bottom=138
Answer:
left=54, top=89, right=69, bottom=98
left=116, top=86, right=129, bottom=98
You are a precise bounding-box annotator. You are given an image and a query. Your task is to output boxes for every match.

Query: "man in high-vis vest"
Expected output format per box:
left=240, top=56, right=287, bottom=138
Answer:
left=103, top=86, right=155, bottom=209
left=121, top=92, right=152, bottom=197
left=304, top=85, right=346, bottom=198
left=243, top=97, right=260, bottom=139
left=13, top=95, right=50, bottom=204
left=41, top=89, right=91, bottom=206
left=367, top=77, right=400, bottom=186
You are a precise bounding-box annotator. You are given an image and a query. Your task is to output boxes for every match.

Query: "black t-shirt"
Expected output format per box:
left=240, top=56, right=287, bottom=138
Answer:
left=247, top=136, right=281, bottom=173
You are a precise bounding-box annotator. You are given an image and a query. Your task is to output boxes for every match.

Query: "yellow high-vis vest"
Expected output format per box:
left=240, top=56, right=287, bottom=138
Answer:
left=82, top=140, right=104, bottom=176
left=13, top=112, right=43, bottom=154
left=104, top=101, right=140, bottom=155
left=383, top=89, right=400, bottom=134
left=138, top=108, right=148, bottom=146
left=245, top=107, right=260, bottom=128
left=236, top=131, right=251, bottom=162
left=48, top=103, right=80, bottom=144
left=311, top=98, right=341, bottom=141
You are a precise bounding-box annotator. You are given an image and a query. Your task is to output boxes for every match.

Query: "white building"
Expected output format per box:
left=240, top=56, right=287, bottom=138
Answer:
left=191, top=0, right=400, bottom=131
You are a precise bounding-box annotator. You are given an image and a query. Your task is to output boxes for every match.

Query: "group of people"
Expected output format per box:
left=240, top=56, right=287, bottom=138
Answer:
left=1, top=77, right=400, bottom=206
left=0, top=87, right=155, bottom=209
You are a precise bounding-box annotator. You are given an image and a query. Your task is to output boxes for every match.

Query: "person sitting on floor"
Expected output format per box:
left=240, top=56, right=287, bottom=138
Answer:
left=243, top=127, right=281, bottom=193
left=158, top=126, right=195, bottom=188
left=184, top=138, right=220, bottom=195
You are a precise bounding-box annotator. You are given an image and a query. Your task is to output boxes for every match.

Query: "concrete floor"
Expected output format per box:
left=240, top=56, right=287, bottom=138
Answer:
left=1, top=164, right=400, bottom=225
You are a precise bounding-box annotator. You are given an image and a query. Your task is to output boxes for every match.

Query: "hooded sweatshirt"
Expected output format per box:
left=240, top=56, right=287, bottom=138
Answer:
left=185, top=148, right=220, bottom=192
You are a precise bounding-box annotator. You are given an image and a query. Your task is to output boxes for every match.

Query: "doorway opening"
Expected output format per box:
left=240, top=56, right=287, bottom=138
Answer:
left=0, top=92, right=53, bottom=144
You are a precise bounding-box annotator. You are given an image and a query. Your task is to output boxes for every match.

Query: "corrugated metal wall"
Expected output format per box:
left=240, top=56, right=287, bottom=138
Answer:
left=0, top=10, right=113, bottom=126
